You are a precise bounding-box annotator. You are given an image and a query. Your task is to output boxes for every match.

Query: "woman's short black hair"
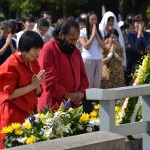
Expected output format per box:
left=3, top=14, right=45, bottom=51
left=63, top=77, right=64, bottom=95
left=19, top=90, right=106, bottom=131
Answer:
left=18, top=31, right=44, bottom=52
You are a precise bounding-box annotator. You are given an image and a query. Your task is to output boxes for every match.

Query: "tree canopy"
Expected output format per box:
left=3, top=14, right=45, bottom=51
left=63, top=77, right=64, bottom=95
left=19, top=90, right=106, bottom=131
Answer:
left=0, top=0, right=150, bottom=21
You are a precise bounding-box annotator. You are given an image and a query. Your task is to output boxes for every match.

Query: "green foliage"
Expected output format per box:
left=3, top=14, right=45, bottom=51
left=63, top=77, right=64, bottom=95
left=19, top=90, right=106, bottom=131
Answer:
left=146, top=6, right=150, bottom=18
left=119, top=55, right=150, bottom=125
left=136, top=105, right=142, bottom=121
left=8, top=0, right=41, bottom=16
left=7, top=0, right=85, bottom=17
left=1, top=0, right=150, bottom=20
left=119, top=97, right=139, bottom=124
left=144, top=73, right=150, bottom=84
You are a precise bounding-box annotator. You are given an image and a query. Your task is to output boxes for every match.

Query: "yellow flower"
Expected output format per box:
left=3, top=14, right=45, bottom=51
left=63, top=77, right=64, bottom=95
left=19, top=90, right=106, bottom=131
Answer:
left=14, top=129, right=23, bottom=135
left=90, top=111, right=97, bottom=117
left=39, top=112, right=50, bottom=121
left=93, top=104, right=100, bottom=110
left=23, top=122, right=32, bottom=130
left=26, top=135, right=36, bottom=144
left=0, top=125, right=13, bottom=134
left=80, top=113, right=90, bottom=123
left=11, top=123, right=22, bottom=130
left=134, top=55, right=150, bottom=84
left=115, top=106, right=121, bottom=113
left=39, top=113, right=45, bottom=120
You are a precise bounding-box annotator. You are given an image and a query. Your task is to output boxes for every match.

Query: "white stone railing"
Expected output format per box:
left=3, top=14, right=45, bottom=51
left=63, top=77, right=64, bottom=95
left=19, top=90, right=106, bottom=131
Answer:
left=86, top=84, right=150, bottom=150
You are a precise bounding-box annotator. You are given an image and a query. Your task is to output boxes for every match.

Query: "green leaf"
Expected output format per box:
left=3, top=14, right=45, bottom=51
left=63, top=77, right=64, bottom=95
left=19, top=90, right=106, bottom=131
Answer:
left=143, top=73, right=150, bottom=84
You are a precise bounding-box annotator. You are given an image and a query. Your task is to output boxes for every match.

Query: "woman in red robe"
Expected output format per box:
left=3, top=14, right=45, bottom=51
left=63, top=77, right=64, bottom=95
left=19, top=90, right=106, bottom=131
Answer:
left=0, top=31, right=45, bottom=149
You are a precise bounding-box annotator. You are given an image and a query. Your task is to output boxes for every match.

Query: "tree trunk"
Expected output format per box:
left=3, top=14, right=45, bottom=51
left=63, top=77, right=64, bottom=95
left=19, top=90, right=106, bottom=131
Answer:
left=62, top=0, right=67, bottom=19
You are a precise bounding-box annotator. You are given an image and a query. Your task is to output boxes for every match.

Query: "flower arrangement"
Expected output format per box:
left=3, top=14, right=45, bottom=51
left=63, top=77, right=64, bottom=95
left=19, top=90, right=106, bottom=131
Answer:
left=118, top=54, right=150, bottom=125
left=134, top=55, right=150, bottom=84
left=0, top=101, right=100, bottom=148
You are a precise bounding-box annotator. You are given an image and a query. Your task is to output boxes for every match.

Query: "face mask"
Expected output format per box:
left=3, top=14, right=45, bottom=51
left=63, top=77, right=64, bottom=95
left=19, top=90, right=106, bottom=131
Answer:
left=59, top=38, right=76, bottom=55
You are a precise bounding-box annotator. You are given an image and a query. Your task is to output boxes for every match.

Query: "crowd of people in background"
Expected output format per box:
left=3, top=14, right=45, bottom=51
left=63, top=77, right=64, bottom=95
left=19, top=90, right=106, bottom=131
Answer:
left=0, top=9, right=150, bottom=148
left=1, top=10, right=150, bottom=87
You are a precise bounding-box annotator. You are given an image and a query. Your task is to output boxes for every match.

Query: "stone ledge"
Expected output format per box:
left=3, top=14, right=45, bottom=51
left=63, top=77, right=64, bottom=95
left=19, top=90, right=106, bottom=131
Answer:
left=125, top=138, right=142, bottom=150
left=7, top=131, right=125, bottom=150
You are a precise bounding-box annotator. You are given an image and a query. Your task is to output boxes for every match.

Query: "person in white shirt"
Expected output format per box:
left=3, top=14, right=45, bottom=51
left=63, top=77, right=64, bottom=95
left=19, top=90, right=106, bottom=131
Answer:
left=34, top=11, right=54, bottom=39
left=16, top=14, right=35, bottom=48
left=79, top=11, right=105, bottom=88
left=34, top=18, right=50, bottom=43
left=75, top=17, right=85, bottom=52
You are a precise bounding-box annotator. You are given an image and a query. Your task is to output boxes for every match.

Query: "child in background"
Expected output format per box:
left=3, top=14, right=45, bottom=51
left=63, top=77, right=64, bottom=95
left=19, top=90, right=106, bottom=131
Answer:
left=101, top=29, right=125, bottom=89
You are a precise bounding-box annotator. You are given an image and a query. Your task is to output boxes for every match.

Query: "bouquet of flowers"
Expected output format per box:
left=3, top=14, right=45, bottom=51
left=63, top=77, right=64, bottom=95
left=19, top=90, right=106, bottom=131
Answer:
left=118, top=54, right=150, bottom=126
left=0, top=101, right=100, bottom=148
left=134, top=55, right=150, bottom=84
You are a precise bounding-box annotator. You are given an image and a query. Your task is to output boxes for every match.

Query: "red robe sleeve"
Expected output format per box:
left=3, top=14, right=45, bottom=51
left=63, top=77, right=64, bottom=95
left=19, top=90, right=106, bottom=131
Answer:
left=38, top=44, right=66, bottom=102
left=0, top=66, right=18, bottom=105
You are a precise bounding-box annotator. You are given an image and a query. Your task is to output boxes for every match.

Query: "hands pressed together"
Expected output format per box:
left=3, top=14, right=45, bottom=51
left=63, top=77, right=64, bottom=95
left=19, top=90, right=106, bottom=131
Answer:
left=31, top=70, right=45, bottom=96
left=31, top=70, right=45, bottom=88
left=137, top=22, right=144, bottom=38
left=31, top=70, right=84, bottom=104
left=64, top=91, right=84, bottom=105
left=5, top=34, right=14, bottom=46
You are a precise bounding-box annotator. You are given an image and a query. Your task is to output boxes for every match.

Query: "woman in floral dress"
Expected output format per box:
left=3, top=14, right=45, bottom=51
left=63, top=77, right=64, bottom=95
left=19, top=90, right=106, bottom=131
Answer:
left=101, top=29, right=125, bottom=89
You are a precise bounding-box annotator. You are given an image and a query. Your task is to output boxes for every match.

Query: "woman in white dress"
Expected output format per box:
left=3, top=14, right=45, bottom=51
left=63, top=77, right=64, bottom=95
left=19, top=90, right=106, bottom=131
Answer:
left=79, top=11, right=105, bottom=88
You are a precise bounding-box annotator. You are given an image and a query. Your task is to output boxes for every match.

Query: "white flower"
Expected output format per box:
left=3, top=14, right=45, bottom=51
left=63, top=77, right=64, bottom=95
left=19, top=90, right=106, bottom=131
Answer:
left=77, top=124, right=84, bottom=130
left=63, top=127, right=70, bottom=133
left=89, top=120, right=100, bottom=126
left=137, top=69, right=143, bottom=76
left=64, top=124, right=71, bottom=133
left=54, top=112, right=61, bottom=117
left=45, top=118, right=53, bottom=124
left=24, top=118, right=30, bottom=124
left=94, top=120, right=100, bottom=126
left=39, top=131, right=43, bottom=135
left=17, top=137, right=27, bottom=143
left=65, top=114, right=70, bottom=118
left=89, top=120, right=95, bottom=126
left=53, top=112, right=67, bottom=119
left=60, top=112, right=67, bottom=116
left=34, top=114, right=40, bottom=122
left=43, top=126, right=53, bottom=138
left=68, top=108, right=74, bottom=112
left=7, top=143, right=12, bottom=147
left=86, top=126, right=93, bottom=133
